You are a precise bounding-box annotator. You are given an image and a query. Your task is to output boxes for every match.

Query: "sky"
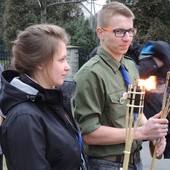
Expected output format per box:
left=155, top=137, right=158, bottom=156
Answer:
left=81, top=0, right=106, bottom=17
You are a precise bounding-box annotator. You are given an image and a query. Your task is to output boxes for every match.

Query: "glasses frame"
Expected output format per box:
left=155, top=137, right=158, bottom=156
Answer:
left=101, top=27, right=137, bottom=37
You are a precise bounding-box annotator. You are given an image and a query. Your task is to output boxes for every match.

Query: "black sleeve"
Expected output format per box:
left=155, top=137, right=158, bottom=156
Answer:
left=137, top=58, right=159, bottom=78
left=143, top=92, right=162, bottom=119
left=2, top=114, right=51, bottom=170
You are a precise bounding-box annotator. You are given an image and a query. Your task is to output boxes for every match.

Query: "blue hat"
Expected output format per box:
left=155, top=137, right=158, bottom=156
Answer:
left=140, top=42, right=154, bottom=55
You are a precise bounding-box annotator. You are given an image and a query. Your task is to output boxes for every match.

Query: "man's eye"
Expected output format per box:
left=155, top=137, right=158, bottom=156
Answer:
left=115, top=29, right=124, bottom=33
left=128, top=29, right=133, bottom=33
left=129, top=29, right=135, bottom=33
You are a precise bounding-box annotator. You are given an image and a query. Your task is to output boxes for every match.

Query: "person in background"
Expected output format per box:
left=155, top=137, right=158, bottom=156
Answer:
left=137, top=40, right=170, bottom=159
left=0, top=64, right=4, bottom=170
left=72, top=2, right=168, bottom=170
left=126, top=40, right=164, bottom=78
left=0, top=24, right=87, bottom=170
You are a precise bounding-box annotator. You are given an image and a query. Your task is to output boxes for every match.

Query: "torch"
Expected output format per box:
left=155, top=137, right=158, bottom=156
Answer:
left=122, top=84, right=145, bottom=170
left=150, top=71, right=170, bottom=170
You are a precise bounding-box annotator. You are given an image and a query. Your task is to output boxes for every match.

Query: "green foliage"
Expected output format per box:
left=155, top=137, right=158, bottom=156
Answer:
left=109, top=0, right=170, bottom=43
left=127, top=0, right=170, bottom=43
left=64, top=19, right=99, bottom=67
left=0, top=0, right=99, bottom=68
left=47, top=3, right=84, bottom=26
left=1, top=0, right=170, bottom=68
left=2, top=0, right=39, bottom=48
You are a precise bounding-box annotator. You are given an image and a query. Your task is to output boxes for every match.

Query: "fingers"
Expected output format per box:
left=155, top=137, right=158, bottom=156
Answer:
left=148, top=115, right=168, bottom=124
left=142, top=117, right=168, bottom=140
left=155, top=137, right=166, bottom=158
left=152, top=112, right=161, bottom=118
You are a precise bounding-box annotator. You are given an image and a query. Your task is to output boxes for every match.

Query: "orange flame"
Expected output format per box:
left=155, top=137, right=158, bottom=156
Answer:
left=138, top=76, right=156, bottom=91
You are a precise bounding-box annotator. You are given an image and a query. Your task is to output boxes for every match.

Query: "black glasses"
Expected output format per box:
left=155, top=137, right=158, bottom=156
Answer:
left=102, top=28, right=137, bottom=37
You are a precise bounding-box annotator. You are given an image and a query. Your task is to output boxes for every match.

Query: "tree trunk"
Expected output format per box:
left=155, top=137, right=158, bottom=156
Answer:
left=40, top=0, right=47, bottom=23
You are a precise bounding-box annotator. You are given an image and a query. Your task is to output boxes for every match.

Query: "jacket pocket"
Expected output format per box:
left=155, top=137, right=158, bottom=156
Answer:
left=109, top=90, right=128, bottom=105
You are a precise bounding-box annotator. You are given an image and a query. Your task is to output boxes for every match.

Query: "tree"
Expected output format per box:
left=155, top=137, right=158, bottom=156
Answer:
left=109, top=0, right=170, bottom=43
left=36, top=0, right=85, bottom=23
left=129, top=0, right=170, bottom=43
left=1, top=0, right=99, bottom=68
left=127, top=0, right=170, bottom=43
left=0, top=0, right=5, bottom=45
left=2, top=0, right=85, bottom=48
left=2, top=0, right=39, bottom=48
left=37, top=0, right=47, bottom=23
left=46, top=2, right=84, bottom=26
left=64, top=18, right=99, bottom=67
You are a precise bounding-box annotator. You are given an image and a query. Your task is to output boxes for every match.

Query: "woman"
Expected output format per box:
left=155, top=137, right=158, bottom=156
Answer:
left=0, top=24, right=86, bottom=170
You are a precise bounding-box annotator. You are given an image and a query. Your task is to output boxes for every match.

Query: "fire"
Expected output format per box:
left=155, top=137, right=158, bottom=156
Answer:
left=138, top=76, right=156, bottom=91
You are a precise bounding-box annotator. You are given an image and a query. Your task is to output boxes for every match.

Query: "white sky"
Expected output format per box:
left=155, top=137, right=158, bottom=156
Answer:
left=81, top=0, right=106, bottom=17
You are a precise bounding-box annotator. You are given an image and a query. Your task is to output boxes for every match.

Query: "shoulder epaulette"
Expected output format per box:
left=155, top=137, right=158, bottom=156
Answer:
left=90, top=55, right=100, bottom=64
left=124, top=55, right=133, bottom=60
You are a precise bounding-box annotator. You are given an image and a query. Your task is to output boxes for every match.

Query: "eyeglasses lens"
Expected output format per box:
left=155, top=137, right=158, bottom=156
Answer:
left=114, top=29, right=136, bottom=37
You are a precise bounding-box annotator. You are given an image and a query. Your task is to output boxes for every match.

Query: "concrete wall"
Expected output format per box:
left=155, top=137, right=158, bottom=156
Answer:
left=65, top=46, right=79, bottom=81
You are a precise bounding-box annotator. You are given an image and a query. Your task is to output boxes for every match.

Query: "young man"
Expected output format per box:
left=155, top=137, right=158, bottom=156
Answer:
left=72, top=2, right=168, bottom=170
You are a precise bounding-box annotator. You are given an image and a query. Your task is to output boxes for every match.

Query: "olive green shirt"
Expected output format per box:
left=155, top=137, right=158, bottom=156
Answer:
left=72, top=47, right=141, bottom=157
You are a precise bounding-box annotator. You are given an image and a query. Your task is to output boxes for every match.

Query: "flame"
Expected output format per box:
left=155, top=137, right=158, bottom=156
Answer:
left=138, top=76, right=156, bottom=91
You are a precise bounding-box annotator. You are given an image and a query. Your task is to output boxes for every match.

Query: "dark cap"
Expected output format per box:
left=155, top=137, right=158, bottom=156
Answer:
left=140, top=40, right=170, bottom=79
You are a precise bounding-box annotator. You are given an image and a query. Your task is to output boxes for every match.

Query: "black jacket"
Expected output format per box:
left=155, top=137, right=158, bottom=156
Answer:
left=0, top=70, right=82, bottom=170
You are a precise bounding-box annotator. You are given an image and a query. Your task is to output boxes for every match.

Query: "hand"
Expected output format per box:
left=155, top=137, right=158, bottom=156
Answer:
left=141, top=112, right=168, bottom=140
left=152, top=137, right=166, bottom=159
left=152, top=57, right=164, bottom=68
left=0, top=116, right=4, bottom=125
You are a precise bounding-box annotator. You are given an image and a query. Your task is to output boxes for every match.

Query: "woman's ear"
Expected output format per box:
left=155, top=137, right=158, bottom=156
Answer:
left=36, top=62, right=45, bottom=70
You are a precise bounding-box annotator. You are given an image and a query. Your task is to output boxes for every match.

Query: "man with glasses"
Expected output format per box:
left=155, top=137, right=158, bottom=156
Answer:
left=72, top=2, right=168, bottom=170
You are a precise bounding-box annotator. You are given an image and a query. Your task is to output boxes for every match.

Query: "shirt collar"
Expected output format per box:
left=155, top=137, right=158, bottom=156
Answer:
left=97, top=46, right=127, bottom=73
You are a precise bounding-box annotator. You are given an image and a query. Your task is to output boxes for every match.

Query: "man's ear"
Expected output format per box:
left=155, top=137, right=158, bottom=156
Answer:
left=96, top=27, right=104, bottom=40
